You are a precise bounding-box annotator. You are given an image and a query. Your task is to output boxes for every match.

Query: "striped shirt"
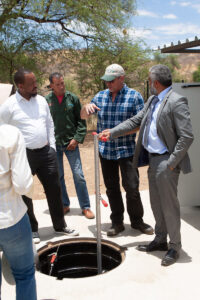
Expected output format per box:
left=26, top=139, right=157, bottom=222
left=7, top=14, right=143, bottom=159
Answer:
left=91, top=84, right=144, bottom=160
left=0, top=124, right=33, bottom=229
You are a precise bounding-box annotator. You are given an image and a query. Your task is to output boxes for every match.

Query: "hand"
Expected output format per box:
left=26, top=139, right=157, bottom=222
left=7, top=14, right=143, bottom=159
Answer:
left=86, top=103, right=100, bottom=114
left=99, top=129, right=111, bottom=141
left=168, top=164, right=174, bottom=171
left=81, top=103, right=100, bottom=119
left=66, top=139, right=78, bottom=151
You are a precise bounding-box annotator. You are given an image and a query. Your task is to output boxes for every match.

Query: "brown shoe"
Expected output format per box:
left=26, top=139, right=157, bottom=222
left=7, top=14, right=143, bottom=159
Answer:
left=63, top=206, right=70, bottom=214
left=82, top=209, right=95, bottom=219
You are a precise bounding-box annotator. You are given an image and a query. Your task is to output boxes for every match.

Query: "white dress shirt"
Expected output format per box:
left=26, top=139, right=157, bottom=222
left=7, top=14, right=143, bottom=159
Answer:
left=0, top=124, right=33, bottom=229
left=0, top=91, right=56, bottom=150
left=144, top=87, right=171, bottom=154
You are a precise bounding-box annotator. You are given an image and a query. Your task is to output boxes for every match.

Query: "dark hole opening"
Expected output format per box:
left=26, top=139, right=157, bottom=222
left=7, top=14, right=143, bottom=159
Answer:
left=37, top=239, right=125, bottom=279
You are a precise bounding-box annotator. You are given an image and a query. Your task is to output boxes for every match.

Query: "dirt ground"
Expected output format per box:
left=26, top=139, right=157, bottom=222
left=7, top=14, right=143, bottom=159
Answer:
left=33, top=132, right=149, bottom=200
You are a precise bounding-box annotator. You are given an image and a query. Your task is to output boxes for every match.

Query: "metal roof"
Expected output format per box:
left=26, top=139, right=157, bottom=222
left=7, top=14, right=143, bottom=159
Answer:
left=158, top=36, right=200, bottom=53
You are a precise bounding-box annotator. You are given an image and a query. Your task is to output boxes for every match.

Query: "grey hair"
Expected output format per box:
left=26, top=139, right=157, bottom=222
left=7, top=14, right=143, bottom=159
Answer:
left=49, top=72, right=63, bottom=83
left=149, top=64, right=172, bottom=87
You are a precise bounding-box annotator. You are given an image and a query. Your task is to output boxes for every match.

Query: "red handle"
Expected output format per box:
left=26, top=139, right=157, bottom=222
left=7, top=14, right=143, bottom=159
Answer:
left=101, top=198, right=108, bottom=207
left=94, top=192, right=108, bottom=207
left=99, top=194, right=108, bottom=207
left=101, top=137, right=107, bottom=142
left=92, top=132, right=107, bottom=142
left=50, top=254, right=57, bottom=264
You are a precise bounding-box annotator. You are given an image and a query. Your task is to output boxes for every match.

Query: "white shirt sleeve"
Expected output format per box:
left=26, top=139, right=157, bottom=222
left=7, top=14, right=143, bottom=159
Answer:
left=45, top=102, right=56, bottom=150
left=0, top=99, right=11, bottom=123
left=10, top=129, right=33, bottom=196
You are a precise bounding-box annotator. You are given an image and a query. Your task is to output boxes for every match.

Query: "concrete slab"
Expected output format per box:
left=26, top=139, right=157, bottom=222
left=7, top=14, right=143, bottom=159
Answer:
left=2, top=190, right=200, bottom=300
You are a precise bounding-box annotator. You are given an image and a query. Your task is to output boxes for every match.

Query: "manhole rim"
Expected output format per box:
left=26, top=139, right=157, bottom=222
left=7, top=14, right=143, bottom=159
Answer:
left=36, top=237, right=126, bottom=279
left=37, top=237, right=127, bottom=259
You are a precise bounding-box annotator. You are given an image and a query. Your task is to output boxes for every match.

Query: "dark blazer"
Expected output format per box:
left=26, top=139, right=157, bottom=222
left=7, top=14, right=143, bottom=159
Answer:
left=110, top=88, right=194, bottom=174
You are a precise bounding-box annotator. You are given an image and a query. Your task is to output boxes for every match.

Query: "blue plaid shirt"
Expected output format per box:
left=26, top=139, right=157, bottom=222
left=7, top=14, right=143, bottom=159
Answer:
left=91, top=84, right=144, bottom=160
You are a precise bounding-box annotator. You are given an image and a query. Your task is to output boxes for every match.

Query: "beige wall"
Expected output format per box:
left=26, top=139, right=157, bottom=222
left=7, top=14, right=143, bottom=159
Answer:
left=0, top=84, right=13, bottom=105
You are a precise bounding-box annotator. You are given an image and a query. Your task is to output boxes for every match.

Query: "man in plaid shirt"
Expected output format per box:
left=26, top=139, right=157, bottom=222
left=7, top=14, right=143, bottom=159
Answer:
left=81, top=64, right=153, bottom=236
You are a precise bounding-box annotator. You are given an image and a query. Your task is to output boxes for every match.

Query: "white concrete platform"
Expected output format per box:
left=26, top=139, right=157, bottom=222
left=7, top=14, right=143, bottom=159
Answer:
left=2, top=190, right=200, bottom=300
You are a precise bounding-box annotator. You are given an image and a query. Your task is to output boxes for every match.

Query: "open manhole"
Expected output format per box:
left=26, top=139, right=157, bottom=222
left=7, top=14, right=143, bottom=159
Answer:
left=37, top=237, right=126, bottom=279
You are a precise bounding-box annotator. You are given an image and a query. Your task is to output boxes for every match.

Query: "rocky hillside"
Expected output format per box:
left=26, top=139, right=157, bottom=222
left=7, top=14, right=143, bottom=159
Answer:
left=39, top=51, right=200, bottom=96
left=176, top=53, right=200, bottom=81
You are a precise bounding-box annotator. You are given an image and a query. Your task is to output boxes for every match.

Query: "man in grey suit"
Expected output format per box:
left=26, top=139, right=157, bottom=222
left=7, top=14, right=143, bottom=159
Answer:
left=99, top=64, right=194, bottom=266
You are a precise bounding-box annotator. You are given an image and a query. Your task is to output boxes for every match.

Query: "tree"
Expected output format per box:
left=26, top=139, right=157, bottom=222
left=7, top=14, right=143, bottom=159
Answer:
left=0, top=0, right=138, bottom=84
left=69, top=36, right=150, bottom=101
left=0, top=19, right=47, bottom=84
left=193, top=65, right=200, bottom=82
left=0, top=0, right=136, bottom=46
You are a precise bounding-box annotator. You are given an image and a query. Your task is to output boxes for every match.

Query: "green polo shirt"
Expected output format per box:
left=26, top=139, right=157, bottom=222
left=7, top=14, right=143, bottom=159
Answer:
left=46, top=91, right=87, bottom=146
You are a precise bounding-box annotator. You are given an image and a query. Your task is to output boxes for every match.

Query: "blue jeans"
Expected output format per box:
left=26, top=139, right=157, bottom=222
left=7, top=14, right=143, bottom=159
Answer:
left=56, top=145, right=90, bottom=209
left=0, top=213, right=37, bottom=300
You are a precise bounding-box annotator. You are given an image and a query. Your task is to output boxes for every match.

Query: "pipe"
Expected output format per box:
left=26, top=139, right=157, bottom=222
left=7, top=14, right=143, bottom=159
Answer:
left=93, top=132, right=102, bottom=274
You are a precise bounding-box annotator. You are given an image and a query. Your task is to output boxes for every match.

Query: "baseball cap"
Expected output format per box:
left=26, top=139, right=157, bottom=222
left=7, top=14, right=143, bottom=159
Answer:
left=101, top=64, right=125, bottom=81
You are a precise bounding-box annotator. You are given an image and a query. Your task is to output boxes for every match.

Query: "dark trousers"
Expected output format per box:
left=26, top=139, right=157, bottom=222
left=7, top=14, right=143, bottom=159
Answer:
left=100, top=154, right=144, bottom=226
left=23, top=145, right=66, bottom=232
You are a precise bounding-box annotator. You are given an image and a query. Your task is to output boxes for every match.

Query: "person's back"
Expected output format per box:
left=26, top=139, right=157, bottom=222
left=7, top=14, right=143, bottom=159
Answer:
left=0, top=123, right=37, bottom=300
left=0, top=124, right=33, bottom=226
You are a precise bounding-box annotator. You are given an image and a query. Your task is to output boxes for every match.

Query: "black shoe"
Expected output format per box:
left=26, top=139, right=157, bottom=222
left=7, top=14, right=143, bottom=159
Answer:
left=137, top=240, right=168, bottom=252
left=107, top=224, right=125, bottom=237
left=161, top=249, right=179, bottom=266
left=131, top=222, right=154, bottom=235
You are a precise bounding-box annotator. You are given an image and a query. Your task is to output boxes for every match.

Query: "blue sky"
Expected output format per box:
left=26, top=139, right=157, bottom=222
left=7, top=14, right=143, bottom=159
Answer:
left=130, top=0, right=200, bottom=49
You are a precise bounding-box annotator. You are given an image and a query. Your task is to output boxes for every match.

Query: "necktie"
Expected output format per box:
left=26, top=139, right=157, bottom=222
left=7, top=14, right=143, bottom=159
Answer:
left=143, top=96, right=159, bottom=148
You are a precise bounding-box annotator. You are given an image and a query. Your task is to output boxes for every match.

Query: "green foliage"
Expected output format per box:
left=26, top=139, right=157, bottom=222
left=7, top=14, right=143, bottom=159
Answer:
left=0, top=0, right=136, bottom=46
left=152, top=51, right=184, bottom=82
left=192, top=65, right=200, bottom=82
left=0, top=0, right=138, bottom=85
left=70, top=37, right=151, bottom=101
left=0, top=20, right=47, bottom=84
left=64, top=78, right=80, bottom=97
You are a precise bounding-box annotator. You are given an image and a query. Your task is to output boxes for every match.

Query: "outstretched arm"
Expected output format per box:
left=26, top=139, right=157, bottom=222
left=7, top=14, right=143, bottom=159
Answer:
left=99, top=127, right=140, bottom=140
left=80, top=103, right=100, bottom=119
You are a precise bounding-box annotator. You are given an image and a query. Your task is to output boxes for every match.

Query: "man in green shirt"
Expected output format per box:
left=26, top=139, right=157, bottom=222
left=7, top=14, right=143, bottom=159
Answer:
left=46, top=72, right=94, bottom=219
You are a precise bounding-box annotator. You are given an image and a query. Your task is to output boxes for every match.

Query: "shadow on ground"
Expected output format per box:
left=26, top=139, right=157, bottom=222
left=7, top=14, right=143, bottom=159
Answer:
left=181, top=206, right=200, bottom=231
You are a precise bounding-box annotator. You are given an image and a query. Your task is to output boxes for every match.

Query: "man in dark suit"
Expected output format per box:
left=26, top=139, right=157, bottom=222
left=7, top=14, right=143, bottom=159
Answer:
left=99, top=64, right=194, bottom=266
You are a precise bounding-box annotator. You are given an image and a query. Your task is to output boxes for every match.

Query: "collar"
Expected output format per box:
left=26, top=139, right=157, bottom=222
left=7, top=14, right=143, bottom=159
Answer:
left=158, top=86, right=172, bottom=102
left=108, top=83, right=126, bottom=96
left=16, top=90, right=34, bottom=102
left=52, top=91, right=71, bottom=98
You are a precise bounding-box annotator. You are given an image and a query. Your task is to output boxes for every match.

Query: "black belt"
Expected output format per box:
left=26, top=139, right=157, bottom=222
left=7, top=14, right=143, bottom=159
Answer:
left=27, top=145, right=49, bottom=152
left=150, top=151, right=168, bottom=156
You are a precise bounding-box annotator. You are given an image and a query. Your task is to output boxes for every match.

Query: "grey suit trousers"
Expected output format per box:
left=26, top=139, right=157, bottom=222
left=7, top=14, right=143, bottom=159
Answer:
left=148, top=153, right=181, bottom=251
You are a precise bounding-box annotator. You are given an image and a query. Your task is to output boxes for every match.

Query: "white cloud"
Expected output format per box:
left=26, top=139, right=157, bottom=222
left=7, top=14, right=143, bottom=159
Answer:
left=128, top=28, right=159, bottom=40
left=137, top=9, right=158, bottom=18
left=180, top=2, right=191, bottom=7
left=170, top=1, right=177, bottom=5
left=192, top=4, right=200, bottom=13
left=163, top=14, right=177, bottom=19
left=155, top=23, right=200, bottom=36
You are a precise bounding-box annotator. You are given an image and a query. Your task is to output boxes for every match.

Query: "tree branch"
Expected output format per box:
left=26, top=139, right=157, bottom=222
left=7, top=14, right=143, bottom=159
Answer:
left=45, top=0, right=53, bottom=15
left=14, top=37, right=33, bottom=54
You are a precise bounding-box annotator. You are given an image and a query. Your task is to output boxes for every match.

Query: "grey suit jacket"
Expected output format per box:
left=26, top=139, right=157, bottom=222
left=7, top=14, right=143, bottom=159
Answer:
left=110, top=88, right=194, bottom=174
